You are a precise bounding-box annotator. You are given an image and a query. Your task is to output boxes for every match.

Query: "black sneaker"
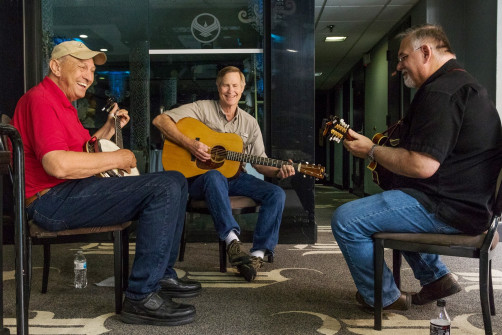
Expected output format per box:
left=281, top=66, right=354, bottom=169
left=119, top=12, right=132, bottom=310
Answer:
left=159, top=277, right=202, bottom=298
left=121, top=292, right=195, bottom=326
left=227, top=240, right=250, bottom=266
left=237, top=256, right=264, bottom=282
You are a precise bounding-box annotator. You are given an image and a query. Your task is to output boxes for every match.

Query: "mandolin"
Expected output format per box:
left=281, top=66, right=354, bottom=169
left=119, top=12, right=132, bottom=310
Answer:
left=321, top=115, right=401, bottom=189
left=320, top=116, right=353, bottom=142
left=162, top=117, right=325, bottom=179
left=84, top=98, right=140, bottom=177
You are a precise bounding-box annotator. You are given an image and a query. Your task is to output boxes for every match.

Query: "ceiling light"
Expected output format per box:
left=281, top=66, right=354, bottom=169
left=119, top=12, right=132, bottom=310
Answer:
left=79, top=34, right=88, bottom=39
left=286, top=49, right=298, bottom=53
left=100, top=48, right=108, bottom=52
left=325, top=36, right=346, bottom=42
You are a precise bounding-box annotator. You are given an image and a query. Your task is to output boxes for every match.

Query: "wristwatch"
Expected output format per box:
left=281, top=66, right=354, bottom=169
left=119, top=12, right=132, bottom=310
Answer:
left=368, top=144, right=378, bottom=161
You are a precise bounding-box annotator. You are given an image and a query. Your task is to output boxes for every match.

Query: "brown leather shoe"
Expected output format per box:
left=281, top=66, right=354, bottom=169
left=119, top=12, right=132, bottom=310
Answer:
left=356, top=291, right=411, bottom=311
left=412, top=273, right=462, bottom=305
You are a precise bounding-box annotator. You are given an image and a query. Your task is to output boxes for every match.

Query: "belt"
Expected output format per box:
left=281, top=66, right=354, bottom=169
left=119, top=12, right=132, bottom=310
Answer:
left=25, top=188, right=51, bottom=207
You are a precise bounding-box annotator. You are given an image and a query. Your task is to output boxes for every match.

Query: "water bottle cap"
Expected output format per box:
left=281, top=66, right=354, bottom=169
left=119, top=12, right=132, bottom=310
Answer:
left=437, top=299, right=446, bottom=307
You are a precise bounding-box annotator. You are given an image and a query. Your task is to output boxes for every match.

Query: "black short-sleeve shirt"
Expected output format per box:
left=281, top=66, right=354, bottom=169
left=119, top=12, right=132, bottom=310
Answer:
left=393, top=59, right=502, bottom=234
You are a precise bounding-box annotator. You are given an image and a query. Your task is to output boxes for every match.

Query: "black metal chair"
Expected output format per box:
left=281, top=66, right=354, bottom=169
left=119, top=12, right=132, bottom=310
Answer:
left=0, top=121, right=29, bottom=334
left=1, top=115, right=131, bottom=315
left=179, top=195, right=273, bottom=273
left=373, top=175, right=501, bottom=334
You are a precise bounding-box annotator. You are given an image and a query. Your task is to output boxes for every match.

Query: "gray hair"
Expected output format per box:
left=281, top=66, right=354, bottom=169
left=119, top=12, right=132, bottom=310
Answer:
left=397, top=24, right=455, bottom=56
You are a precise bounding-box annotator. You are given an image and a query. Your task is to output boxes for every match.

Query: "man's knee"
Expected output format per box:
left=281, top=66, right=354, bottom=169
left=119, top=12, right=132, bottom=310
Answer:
left=263, top=184, right=286, bottom=205
left=331, top=202, right=353, bottom=234
left=202, top=170, right=227, bottom=187
left=273, top=185, right=286, bottom=203
left=151, top=171, right=188, bottom=197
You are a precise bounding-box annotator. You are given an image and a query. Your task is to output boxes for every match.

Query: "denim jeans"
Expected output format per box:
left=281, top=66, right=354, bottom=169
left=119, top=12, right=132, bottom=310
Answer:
left=26, top=171, right=187, bottom=300
left=189, top=170, right=285, bottom=253
left=331, top=190, right=461, bottom=307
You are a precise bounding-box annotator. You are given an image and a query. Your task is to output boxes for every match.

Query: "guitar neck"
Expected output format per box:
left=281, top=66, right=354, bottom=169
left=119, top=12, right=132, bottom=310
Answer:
left=114, top=116, right=123, bottom=149
left=226, top=151, right=297, bottom=170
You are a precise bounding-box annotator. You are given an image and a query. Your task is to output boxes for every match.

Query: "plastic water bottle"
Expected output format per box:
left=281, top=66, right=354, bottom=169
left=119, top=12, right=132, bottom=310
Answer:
left=74, top=250, right=87, bottom=289
left=430, top=299, right=451, bottom=335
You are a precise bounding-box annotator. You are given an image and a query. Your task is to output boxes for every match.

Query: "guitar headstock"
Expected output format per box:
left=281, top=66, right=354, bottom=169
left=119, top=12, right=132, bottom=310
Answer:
left=298, top=163, right=326, bottom=179
left=321, top=116, right=351, bottom=143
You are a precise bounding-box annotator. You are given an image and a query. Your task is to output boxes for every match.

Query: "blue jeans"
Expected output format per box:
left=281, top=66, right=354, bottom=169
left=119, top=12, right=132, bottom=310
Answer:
left=26, top=171, right=187, bottom=300
left=331, top=190, right=461, bottom=307
left=189, top=171, right=285, bottom=253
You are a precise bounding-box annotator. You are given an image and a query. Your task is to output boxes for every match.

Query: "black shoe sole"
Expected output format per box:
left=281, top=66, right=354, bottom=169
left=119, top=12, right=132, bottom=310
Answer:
left=238, top=264, right=257, bottom=282
left=160, top=288, right=202, bottom=299
left=120, top=311, right=195, bottom=326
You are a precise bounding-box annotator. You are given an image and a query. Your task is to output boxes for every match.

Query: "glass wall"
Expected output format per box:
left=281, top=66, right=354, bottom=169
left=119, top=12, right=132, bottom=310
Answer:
left=42, top=0, right=265, bottom=171
left=38, top=0, right=316, bottom=243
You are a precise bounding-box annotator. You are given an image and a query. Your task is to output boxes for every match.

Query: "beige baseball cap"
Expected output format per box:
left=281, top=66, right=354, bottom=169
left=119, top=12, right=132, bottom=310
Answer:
left=51, top=40, right=107, bottom=65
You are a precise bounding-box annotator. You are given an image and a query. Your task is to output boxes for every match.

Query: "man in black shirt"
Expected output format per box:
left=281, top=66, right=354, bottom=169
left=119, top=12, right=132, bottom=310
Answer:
left=332, top=24, right=502, bottom=310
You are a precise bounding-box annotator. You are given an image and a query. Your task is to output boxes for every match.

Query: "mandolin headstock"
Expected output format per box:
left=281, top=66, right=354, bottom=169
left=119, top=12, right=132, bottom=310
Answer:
left=321, top=116, right=351, bottom=143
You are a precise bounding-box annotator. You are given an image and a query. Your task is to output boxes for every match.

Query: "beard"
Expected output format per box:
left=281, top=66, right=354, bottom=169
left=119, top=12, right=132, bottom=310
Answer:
left=402, top=72, right=417, bottom=88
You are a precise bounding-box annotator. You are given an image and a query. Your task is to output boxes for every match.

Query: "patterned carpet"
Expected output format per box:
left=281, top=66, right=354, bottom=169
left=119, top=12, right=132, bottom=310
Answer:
left=1, top=185, right=501, bottom=334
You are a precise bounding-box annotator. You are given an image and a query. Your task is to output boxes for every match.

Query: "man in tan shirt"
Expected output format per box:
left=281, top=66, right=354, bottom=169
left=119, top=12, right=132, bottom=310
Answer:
left=153, top=66, right=295, bottom=281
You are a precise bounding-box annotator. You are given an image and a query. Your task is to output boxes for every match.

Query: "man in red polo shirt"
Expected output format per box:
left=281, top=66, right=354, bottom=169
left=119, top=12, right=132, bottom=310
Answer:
left=12, top=40, right=200, bottom=326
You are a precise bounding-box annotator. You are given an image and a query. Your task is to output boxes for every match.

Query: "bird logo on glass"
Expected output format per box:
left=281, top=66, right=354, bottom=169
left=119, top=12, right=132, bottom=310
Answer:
left=191, top=13, right=221, bottom=43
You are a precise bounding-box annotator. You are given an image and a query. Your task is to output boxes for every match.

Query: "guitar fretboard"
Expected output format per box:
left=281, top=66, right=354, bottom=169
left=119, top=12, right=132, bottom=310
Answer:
left=114, top=116, right=123, bottom=149
left=226, top=151, right=298, bottom=170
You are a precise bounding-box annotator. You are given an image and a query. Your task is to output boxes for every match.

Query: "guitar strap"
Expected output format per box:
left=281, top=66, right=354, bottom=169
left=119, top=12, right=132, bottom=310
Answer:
left=377, top=119, right=404, bottom=147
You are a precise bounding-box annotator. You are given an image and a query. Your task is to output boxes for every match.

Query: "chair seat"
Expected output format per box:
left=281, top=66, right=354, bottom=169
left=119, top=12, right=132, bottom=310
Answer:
left=374, top=230, right=499, bottom=250
left=29, top=220, right=132, bottom=238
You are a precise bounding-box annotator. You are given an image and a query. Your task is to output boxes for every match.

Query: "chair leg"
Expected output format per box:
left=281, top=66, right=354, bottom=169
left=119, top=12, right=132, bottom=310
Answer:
left=488, top=260, right=495, bottom=315
left=479, top=254, right=493, bottom=335
left=373, top=238, right=384, bottom=331
left=122, top=229, right=129, bottom=291
left=392, top=250, right=402, bottom=289
left=219, top=239, right=227, bottom=273
left=25, top=239, right=32, bottom=316
left=179, top=215, right=187, bottom=262
left=41, top=243, right=50, bottom=293
left=113, top=230, right=123, bottom=314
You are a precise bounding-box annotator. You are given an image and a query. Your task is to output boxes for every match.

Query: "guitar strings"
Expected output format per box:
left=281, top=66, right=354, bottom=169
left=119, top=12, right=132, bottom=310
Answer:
left=205, top=147, right=292, bottom=166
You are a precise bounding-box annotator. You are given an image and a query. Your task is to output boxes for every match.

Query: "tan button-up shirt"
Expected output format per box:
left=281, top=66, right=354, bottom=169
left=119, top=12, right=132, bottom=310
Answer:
left=164, top=100, right=266, bottom=158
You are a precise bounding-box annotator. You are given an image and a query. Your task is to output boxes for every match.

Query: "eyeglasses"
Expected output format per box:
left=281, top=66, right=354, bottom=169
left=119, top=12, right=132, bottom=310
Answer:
left=397, top=46, right=422, bottom=63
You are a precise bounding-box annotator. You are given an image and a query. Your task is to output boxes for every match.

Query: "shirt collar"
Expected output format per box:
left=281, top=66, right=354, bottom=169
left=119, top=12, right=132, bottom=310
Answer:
left=421, top=59, right=462, bottom=88
left=217, top=100, right=240, bottom=122
left=42, top=76, right=75, bottom=109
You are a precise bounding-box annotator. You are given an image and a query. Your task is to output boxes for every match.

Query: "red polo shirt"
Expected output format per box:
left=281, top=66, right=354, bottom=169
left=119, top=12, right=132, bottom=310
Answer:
left=11, top=77, right=91, bottom=198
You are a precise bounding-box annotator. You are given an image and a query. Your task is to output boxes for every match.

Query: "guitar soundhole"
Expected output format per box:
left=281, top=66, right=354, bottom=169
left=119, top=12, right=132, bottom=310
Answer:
left=195, top=145, right=226, bottom=171
left=210, top=145, right=227, bottom=164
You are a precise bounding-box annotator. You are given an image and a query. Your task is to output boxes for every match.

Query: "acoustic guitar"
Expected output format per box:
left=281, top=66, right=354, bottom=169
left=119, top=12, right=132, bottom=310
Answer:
left=161, top=117, right=325, bottom=179
left=84, top=98, right=140, bottom=177
left=320, top=115, right=401, bottom=189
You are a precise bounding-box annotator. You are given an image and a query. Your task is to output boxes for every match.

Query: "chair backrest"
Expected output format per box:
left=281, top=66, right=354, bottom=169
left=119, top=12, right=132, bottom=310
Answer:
left=0, top=115, right=14, bottom=216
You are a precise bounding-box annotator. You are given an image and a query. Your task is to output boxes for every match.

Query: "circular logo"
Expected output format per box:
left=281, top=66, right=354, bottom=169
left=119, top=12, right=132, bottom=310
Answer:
left=191, top=13, right=221, bottom=43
